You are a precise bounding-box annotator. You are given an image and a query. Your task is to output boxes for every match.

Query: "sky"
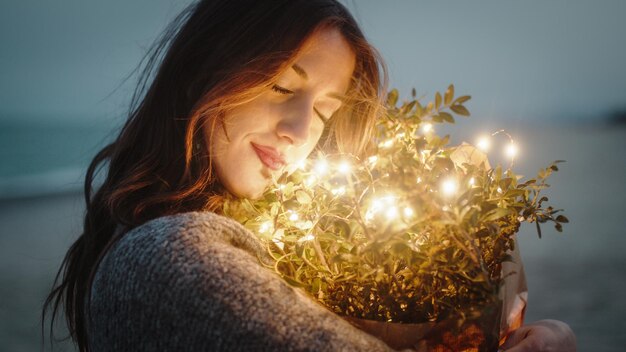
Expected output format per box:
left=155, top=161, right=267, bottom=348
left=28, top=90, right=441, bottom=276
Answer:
left=1, top=0, right=625, bottom=124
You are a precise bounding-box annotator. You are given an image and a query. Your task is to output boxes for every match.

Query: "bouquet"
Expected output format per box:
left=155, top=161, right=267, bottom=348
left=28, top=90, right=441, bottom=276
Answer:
left=224, top=86, right=567, bottom=351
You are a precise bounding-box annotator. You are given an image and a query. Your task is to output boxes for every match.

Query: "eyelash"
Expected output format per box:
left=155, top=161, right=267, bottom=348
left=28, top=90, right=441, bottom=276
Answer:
left=271, top=84, right=329, bottom=123
left=271, top=84, right=293, bottom=95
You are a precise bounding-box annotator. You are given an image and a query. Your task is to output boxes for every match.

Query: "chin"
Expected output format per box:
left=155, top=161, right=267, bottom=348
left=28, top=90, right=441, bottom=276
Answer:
left=228, top=179, right=268, bottom=200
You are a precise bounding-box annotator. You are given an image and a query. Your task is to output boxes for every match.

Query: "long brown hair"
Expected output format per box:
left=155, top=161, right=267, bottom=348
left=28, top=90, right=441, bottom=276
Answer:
left=43, top=0, right=387, bottom=350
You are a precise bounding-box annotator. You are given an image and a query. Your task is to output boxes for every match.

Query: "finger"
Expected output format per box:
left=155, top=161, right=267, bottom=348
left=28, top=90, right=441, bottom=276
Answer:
left=501, top=340, right=532, bottom=352
left=500, top=327, right=531, bottom=350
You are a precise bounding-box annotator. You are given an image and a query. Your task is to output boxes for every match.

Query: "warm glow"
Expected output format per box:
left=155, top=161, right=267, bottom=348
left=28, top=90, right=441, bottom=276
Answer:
left=368, top=155, right=378, bottom=164
left=477, top=136, right=491, bottom=151
left=469, top=177, right=475, bottom=186
left=298, top=233, right=315, bottom=242
left=314, top=159, right=329, bottom=175
left=441, top=178, right=458, bottom=196
left=338, top=161, right=351, bottom=174
left=288, top=211, right=299, bottom=222
left=380, top=139, right=394, bottom=148
left=259, top=221, right=273, bottom=234
left=505, top=143, right=518, bottom=158
left=331, top=186, right=346, bottom=196
left=403, top=207, right=414, bottom=218
left=422, top=123, right=433, bottom=133
left=305, top=175, right=317, bottom=187
left=385, top=206, right=399, bottom=220
left=295, top=159, right=307, bottom=170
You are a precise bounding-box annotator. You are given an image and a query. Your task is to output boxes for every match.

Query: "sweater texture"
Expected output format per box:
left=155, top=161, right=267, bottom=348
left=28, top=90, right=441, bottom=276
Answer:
left=88, top=211, right=397, bottom=351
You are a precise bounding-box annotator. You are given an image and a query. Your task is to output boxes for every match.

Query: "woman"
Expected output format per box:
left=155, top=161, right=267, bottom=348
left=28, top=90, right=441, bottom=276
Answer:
left=44, top=1, right=576, bottom=351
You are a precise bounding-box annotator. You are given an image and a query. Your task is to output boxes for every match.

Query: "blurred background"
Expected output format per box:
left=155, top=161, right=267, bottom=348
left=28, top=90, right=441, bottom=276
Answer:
left=1, top=0, right=624, bottom=351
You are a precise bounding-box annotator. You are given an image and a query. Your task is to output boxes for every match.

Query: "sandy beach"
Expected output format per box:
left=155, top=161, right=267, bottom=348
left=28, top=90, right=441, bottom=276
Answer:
left=1, top=124, right=625, bottom=351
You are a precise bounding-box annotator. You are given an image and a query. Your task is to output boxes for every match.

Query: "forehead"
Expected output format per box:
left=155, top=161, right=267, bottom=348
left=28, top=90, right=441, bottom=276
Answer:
left=290, top=27, right=356, bottom=91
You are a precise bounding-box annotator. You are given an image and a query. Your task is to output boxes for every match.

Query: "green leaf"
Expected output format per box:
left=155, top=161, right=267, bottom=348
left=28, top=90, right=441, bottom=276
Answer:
left=295, top=190, right=313, bottom=204
left=387, top=89, right=399, bottom=107
left=444, top=84, right=454, bottom=105
left=439, top=112, right=455, bottom=123
left=556, top=215, right=569, bottom=223
left=453, top=95, right=471, bottom=104
left=450, top=104, right=470, bottom=116
left=482, top=208, right=513, bottom=221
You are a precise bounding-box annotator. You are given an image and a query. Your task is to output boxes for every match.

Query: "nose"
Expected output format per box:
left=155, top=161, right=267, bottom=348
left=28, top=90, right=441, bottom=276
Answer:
left=275, top=99, right=315, bottom=146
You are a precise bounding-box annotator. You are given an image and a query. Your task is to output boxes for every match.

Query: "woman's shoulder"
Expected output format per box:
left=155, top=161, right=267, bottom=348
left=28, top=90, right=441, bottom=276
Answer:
left=114, top=211, right=266, bottom=260
left=90, top=211, right=270, bottom=310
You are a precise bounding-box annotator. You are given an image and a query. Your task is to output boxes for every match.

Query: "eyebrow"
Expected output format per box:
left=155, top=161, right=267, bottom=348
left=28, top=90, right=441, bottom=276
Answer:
left=291, top=64, right=347, bottom=103
left=291, top=64, right=308, bottom=80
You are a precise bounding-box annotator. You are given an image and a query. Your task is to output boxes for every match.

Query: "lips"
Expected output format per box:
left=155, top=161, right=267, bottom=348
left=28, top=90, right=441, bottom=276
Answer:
left=251, top=142, right=286, bottom=171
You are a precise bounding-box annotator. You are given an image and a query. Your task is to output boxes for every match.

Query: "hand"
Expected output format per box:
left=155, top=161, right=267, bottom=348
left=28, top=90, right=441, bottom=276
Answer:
left=500, top=319, right=576, bottom=352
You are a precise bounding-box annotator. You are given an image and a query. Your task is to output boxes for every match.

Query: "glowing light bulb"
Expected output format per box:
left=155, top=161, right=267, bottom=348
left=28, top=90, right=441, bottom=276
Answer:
left=505, top=143, right=518, bottom=158
left=416, top=177, right=422, bottom=184
left=403, top=207, right=414, bottom=218
left=305, top=176, right=317, bottom=187
left=288, top=211, right=299, bottom=222
left=259, top=221, right=273, bottom=234
left=331, top=186, right=346, bottom=196
left=368, top=155, right=378, bottom=164
left=298, top=233, right=315, bottom=242
left=441, top=178, right=458, bottom=196
left=385, top=206, right=398, bottom=220
left=422, top=123, right=433, bottom=133
left=380, top=139, right=394, bottom=148
left=314, top=159, right=328, bottom=175
left=477, top=136, right=491, bottom=151
left=371, top=198, right=383, bottom=212
left=469, top=177, right=476, bottom=186
left=338, top=161, right=351, bottom=174
left=295, top=159, right=306, bottom=170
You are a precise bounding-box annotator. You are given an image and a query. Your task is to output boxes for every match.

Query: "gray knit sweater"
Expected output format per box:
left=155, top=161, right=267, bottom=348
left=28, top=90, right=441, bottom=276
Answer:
left=88, top=211, right=397, bottom=351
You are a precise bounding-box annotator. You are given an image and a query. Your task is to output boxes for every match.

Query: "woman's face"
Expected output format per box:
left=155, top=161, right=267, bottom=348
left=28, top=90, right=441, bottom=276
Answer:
left=209, top=27, right=356, bottom=199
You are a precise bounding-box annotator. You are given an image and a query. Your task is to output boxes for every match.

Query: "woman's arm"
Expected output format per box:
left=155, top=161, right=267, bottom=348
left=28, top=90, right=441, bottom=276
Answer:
left=88, top=212, right=397, bottom=352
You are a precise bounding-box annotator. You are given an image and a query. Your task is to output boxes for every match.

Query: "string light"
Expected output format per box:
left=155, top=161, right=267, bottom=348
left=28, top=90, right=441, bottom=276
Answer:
left=338, top=161, right=351, bottom=174
left=477, top=136, right=491, bottom=151
left=468, top=177, right=476, bottom=186
left=305, top=175, right=317, bottom=187
left=380, top=139, right=394, bottom=148
left=288, top=211, right=299, bottom=222
left=295, top=159, right=307, bottom=170
left=298, top=233, right=315, bottom=242
left=403, top=207, right=415, bottom=218
left=259, top=221, right=273, bottom=234
left=441, top=178, right=458, bottom=196
left=331, top=186, right=346, bottom=196
left=505, top=143, right=518, bottom=159
left=314, top=159, right=329, bottom=175
left=422, top=123, right=433, bottom=133
left=385, top=206, right=399, bottom=220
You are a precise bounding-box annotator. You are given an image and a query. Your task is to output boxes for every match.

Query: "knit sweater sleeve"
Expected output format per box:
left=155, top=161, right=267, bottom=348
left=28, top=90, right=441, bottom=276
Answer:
left=88, top=211, right=397, bottom=352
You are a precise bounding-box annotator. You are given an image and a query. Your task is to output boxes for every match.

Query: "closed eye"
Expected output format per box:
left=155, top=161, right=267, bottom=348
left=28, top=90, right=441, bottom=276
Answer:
left=271, top=84, right=293, bottom=95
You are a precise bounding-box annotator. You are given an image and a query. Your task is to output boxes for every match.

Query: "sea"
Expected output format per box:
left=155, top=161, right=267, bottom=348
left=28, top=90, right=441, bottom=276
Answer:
left=0, top=118, right=117, bottom=200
